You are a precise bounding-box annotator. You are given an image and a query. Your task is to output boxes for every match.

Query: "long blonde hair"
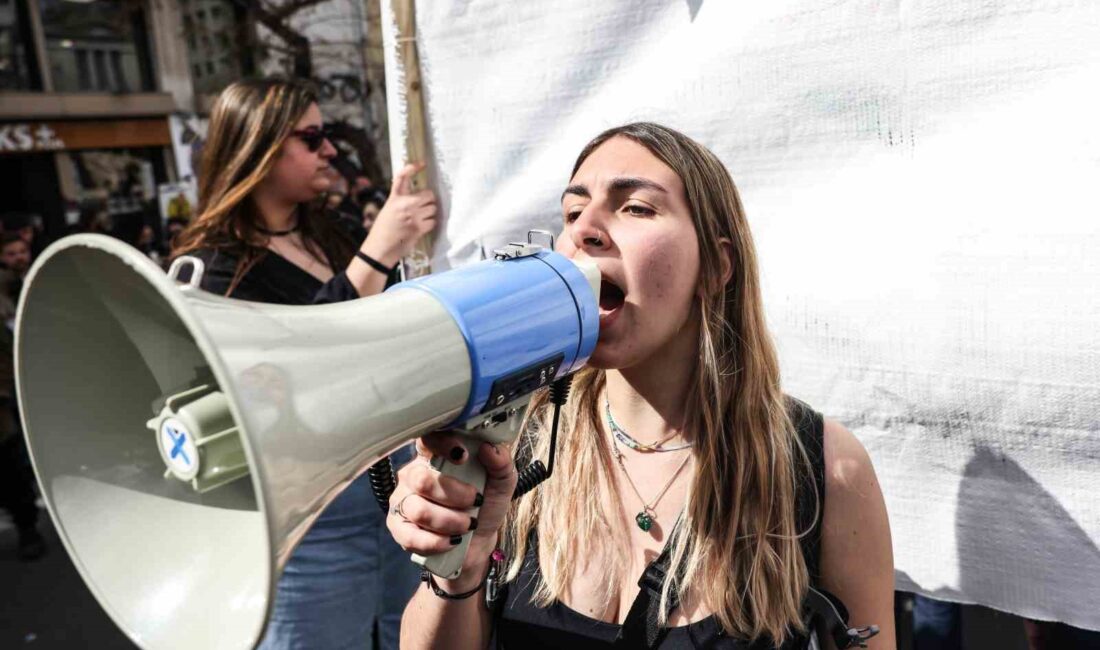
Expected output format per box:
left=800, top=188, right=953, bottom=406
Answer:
left=173, top=78, right=356, bottom=294
left=505, top=123, right=815, bottom=643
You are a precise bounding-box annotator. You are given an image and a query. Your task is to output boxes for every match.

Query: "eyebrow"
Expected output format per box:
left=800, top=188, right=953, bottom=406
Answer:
left=560, top=176, right=668, bottom=203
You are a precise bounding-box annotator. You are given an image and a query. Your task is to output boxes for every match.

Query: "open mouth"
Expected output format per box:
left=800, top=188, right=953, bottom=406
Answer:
left=600, top=278, right=625, bottom=312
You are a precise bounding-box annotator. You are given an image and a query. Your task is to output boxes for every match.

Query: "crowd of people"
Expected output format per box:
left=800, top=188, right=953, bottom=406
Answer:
left=0, top=213, right=45, bottom=563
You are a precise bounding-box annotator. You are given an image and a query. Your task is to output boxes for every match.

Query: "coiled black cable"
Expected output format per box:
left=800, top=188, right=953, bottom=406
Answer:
left=511, top=459, right=547, bottom=499
left=367, top=457, right=397, bottom=513
left=512, top=374, right=572, bottom=500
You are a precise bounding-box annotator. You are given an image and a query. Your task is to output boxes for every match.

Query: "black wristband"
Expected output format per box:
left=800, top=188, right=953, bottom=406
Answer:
left=355, top=251, right=397, bottom=275
left=421, top=569, right=484, bottom=600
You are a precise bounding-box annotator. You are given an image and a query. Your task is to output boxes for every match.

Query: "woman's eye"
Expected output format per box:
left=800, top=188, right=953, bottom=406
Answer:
left=564, top=209, right=582, bottom=223
left=624, top=204, right=655, bottom=217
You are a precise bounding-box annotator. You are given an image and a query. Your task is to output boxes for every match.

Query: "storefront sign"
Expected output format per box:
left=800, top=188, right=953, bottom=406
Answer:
left=0, top=123, right=64, bottom=152
left=0, top=119, right=171, bottom=154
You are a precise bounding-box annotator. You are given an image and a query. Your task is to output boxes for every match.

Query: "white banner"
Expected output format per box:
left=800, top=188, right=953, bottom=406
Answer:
left=383, top=0, right=1100, bottom=630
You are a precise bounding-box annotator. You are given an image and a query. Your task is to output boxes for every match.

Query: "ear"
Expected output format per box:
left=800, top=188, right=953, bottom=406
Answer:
left=695, top=237, right=735, bottom=300
left=717, top=237, right=734, bottom=288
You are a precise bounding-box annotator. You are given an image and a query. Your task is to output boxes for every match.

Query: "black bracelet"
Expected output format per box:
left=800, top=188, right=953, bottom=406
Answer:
left=355, top=251, right=397, bottom=276
left=421, top=569, right=485, bottom=600
left=421, top=549, right=505, bottom=602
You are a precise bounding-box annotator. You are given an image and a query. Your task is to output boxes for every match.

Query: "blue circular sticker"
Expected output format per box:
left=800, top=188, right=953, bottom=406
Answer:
left=159, top=418, right=199, bottom=480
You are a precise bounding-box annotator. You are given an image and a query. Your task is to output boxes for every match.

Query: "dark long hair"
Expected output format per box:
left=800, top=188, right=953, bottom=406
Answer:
left=172, top=78, right=357, bottom=295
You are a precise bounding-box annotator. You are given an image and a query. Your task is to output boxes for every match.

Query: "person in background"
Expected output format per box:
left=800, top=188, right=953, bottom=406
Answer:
left=72, top=203, right=111, bottom=236
left=165, top=216, right=190, bottom=247
left=912, top=595, right=961, bottom=650
left=359, top=188, right=389, bottom=232
left=1, top=212, right=45, bottom=260
left=0, top=233, right=32, bottom=300
left=1023, top=619, right=1100, bottom=649
left=0, top=234, right=44, bottom=561
left=137, top=223, right=165, bottom=266
left=325, top=168, right=352, bottom=215
left=172, top=77, right=435, bottom=650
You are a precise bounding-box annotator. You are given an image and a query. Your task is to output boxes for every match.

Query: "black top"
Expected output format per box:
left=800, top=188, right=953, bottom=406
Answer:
left=185, top=246, right=361, bottom=305
left=493, top=399, right=826, bottom=650
left=177, top=219, right=399, bottom=305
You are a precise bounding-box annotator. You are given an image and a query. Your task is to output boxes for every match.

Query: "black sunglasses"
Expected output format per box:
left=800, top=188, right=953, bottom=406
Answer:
left=290, top=126, right=332, bottom=152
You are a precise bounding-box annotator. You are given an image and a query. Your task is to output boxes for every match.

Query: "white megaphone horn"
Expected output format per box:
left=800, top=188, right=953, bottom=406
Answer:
left=15, top=233, right=599, bottom=650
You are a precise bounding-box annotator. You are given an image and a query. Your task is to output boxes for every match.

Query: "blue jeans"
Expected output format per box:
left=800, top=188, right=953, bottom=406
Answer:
left=912, top=594, right=962, bottom=650
left=258, top=448, right=420, bottom=650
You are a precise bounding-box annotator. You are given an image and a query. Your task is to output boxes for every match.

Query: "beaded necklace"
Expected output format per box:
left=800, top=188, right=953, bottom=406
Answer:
left=605, top=400, right=693, bottom=453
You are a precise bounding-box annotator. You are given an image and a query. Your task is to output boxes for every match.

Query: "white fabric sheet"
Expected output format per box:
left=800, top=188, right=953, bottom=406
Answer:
left=382, top=0, right=1100, bottom=630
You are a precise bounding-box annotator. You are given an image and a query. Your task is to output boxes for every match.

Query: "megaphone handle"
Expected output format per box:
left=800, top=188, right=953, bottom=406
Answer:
left=413, top=436, right=486, bottom=580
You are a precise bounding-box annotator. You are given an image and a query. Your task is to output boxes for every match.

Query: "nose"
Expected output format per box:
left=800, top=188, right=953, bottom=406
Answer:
left=568, top=205, right=612, bottom=253
left=319, top=137, right=337, bottom=159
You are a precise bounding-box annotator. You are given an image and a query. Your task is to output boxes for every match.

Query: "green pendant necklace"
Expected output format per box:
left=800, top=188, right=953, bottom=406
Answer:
left=611, top=435, right=692, bottom=532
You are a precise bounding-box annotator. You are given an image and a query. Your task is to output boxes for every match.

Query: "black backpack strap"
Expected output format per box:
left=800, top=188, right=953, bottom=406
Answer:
left=617, top=518, right=685, bottom=648
left=618, top=543, right=677, bottom=648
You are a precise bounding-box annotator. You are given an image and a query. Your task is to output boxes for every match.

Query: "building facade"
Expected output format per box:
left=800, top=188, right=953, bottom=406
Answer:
left=0, top=0, right=390, bottom=246
left=0, top=0, right=193, bottom=244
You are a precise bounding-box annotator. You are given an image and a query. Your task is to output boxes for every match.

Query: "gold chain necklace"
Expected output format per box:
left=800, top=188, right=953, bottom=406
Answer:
left=611, top=436, right=691, bottom=532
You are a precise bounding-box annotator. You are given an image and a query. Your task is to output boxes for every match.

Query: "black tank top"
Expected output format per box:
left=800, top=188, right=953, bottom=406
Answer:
left=491, top=398, right=826, bottom=649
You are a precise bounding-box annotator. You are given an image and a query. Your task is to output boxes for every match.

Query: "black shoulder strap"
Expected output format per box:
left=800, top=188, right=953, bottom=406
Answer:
left=617, top=549, right=673, bottom=648
left=620, top=555, right=878, bottom=649
left=617, top=521, right=683, bottom=648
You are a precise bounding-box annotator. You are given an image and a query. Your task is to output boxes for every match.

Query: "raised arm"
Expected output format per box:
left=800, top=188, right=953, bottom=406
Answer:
left=345, top=162, right=437, bottom=297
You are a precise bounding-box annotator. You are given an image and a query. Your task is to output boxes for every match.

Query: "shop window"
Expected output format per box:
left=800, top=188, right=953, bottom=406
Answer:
left=92, top=50, right=108, bottom=88
left=110, top=50, right=126, bottom=91
left=39, top=0, right=155, bottom=93
left=75, top=49, right=91, bottom=90
left=56, top=147, right=169, bottom=248
left=0, top=0, right=42, bottom=89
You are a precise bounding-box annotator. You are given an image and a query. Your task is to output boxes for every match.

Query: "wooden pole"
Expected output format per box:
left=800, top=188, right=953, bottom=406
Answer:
left=392, top=0, right=433, bottom=277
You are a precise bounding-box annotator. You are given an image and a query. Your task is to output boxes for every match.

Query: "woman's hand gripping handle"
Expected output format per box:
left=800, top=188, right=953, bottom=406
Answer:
left=388, top=429, right=519, bottom=584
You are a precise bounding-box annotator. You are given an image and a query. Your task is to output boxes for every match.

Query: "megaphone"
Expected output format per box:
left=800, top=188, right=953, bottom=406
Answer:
left=15, top=233, right=598, bottom=650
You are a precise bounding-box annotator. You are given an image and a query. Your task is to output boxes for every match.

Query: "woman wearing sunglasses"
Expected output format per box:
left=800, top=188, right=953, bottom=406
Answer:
left=173, top=77, right=434, bottom=649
